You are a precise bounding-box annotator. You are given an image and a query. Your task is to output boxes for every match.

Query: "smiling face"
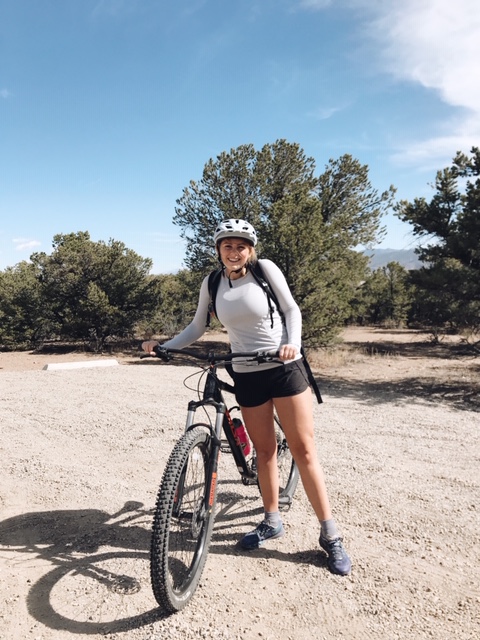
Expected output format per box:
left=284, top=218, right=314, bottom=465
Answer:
left=218, top=237, right=254, bottom=275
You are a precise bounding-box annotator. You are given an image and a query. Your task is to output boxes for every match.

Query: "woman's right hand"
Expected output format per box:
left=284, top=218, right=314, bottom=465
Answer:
left=141, top=340, right=159, bottom=355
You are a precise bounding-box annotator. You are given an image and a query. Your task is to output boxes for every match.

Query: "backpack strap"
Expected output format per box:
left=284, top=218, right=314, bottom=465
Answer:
left=300, top=346, right=323, bottom=404
left=252, top=262, right=322, bottom=403
left=248, top=261, right=285, bottom=328
left=206, top=267, right=224, bottom=327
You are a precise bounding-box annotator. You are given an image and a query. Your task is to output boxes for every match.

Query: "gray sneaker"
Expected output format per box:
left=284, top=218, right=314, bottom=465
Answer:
left=319, top=534, right=352, bottom=575
left=240, top=521, right=285, bottom=550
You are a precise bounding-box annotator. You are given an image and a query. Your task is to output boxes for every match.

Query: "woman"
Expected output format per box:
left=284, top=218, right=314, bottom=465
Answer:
left=143, top=219, right=351, bottom=575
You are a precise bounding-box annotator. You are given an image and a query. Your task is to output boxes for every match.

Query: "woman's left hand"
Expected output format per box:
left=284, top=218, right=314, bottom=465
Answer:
left=278, top=344, right=299, bottom=361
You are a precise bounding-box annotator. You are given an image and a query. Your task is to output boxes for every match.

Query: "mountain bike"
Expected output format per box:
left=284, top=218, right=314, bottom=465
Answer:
left=143, top=346, right=299, bottom=614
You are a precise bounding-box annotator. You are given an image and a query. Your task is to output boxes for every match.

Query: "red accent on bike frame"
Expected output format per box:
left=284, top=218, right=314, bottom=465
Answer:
left=209, top=472, right=217, bottom=507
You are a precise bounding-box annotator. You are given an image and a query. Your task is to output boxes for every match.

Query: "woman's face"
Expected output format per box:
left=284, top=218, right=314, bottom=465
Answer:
left=218, top=238, right=252, bottom=273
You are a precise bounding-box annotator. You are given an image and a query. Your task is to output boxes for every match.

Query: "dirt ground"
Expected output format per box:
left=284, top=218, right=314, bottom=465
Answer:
left=1, top=328, right=479, bottom=639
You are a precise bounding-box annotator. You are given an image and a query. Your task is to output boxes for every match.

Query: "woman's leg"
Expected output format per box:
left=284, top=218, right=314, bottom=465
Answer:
left=240, top=400, right=279, bottom=512
left=275, top=389, right=352, bottom=575
left=273, top=388, right=333, bottom=522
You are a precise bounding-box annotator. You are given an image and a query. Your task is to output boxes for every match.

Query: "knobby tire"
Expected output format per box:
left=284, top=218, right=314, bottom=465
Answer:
left=150, top=426, right=216, bottom=613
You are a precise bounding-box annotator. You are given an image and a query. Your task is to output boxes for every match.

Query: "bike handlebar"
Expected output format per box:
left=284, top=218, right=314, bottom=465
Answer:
left=141, top=345, right=280, bottom=364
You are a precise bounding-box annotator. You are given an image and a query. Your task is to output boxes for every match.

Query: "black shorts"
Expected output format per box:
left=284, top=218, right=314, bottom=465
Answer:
left=232, top=359, right=310, bottom=408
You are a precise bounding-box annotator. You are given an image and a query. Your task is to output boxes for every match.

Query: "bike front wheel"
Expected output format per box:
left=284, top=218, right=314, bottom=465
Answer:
left=150, top=425, right=217, bottom=613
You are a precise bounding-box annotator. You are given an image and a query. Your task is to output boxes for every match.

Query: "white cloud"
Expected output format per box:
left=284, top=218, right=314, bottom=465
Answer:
left=13, top=238, right=41, bottom=252
left=368, top=0, right=480, bottom=109
left=1, top=89, right=11, bottom=99
left=361, top=0, right=480, bottom=166
left=296, top=0, right=480, bottom=167
left=390, top=114, right=479, bottom=171
left=308, top=104, right=347, bottom=120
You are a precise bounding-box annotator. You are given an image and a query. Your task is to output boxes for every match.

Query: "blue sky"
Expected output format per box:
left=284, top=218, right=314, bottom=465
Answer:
left=1, top=0, right=479, bottom=274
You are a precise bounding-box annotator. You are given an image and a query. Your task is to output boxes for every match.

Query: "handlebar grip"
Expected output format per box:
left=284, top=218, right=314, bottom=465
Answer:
left=153, top=345, right=172, bottom=361
left=262, top=349, right=280, bottom=358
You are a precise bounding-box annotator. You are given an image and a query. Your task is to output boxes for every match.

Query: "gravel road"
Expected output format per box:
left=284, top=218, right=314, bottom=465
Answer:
left=1, top=351, right=479, bottom=640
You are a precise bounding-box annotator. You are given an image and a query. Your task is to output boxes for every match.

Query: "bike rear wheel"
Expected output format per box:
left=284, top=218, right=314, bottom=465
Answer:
left=150, top=426, right=217, bottom=613
left=274, top=418, right=299, bottom=509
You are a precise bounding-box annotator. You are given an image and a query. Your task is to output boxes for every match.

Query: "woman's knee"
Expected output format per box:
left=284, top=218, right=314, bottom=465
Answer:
left=287, top=436, right=317, bottom=464
left=252, top=441, right=278, bottom=463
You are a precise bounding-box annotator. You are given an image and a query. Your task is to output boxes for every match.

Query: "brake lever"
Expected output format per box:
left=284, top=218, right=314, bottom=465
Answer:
left=153, top=345, right=172, bottom=361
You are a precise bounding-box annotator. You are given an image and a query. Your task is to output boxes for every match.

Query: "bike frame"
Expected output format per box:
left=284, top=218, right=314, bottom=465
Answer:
left=184, top=363, right=257, bottom=483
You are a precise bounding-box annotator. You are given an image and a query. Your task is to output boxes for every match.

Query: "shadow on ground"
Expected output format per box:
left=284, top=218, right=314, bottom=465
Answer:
left=318, top=373, right=479, bottom=412
left=316, top=339, right=479, bottom=412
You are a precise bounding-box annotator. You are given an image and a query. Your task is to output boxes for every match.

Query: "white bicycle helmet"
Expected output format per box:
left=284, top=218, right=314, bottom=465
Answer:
left=213, top=219, right=258, bottom=246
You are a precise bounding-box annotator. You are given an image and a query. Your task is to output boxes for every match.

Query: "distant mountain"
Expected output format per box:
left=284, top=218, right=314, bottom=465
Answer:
left=365, top=248, right=423, bottom=270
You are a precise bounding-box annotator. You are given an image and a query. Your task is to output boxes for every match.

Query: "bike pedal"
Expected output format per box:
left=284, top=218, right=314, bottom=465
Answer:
left=279, top=496, right=292, bottom=512
left=220, top=440, right=231, bottom=453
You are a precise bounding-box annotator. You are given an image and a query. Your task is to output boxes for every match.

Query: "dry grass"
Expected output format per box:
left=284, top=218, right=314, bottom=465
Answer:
left=305, top=327, right=480, bottom=412
left=307, top=343, right=399, bottom=370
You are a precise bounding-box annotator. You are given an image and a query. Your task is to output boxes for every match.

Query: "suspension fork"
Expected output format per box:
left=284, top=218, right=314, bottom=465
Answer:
left=184, top=399, right=225, bottom=513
